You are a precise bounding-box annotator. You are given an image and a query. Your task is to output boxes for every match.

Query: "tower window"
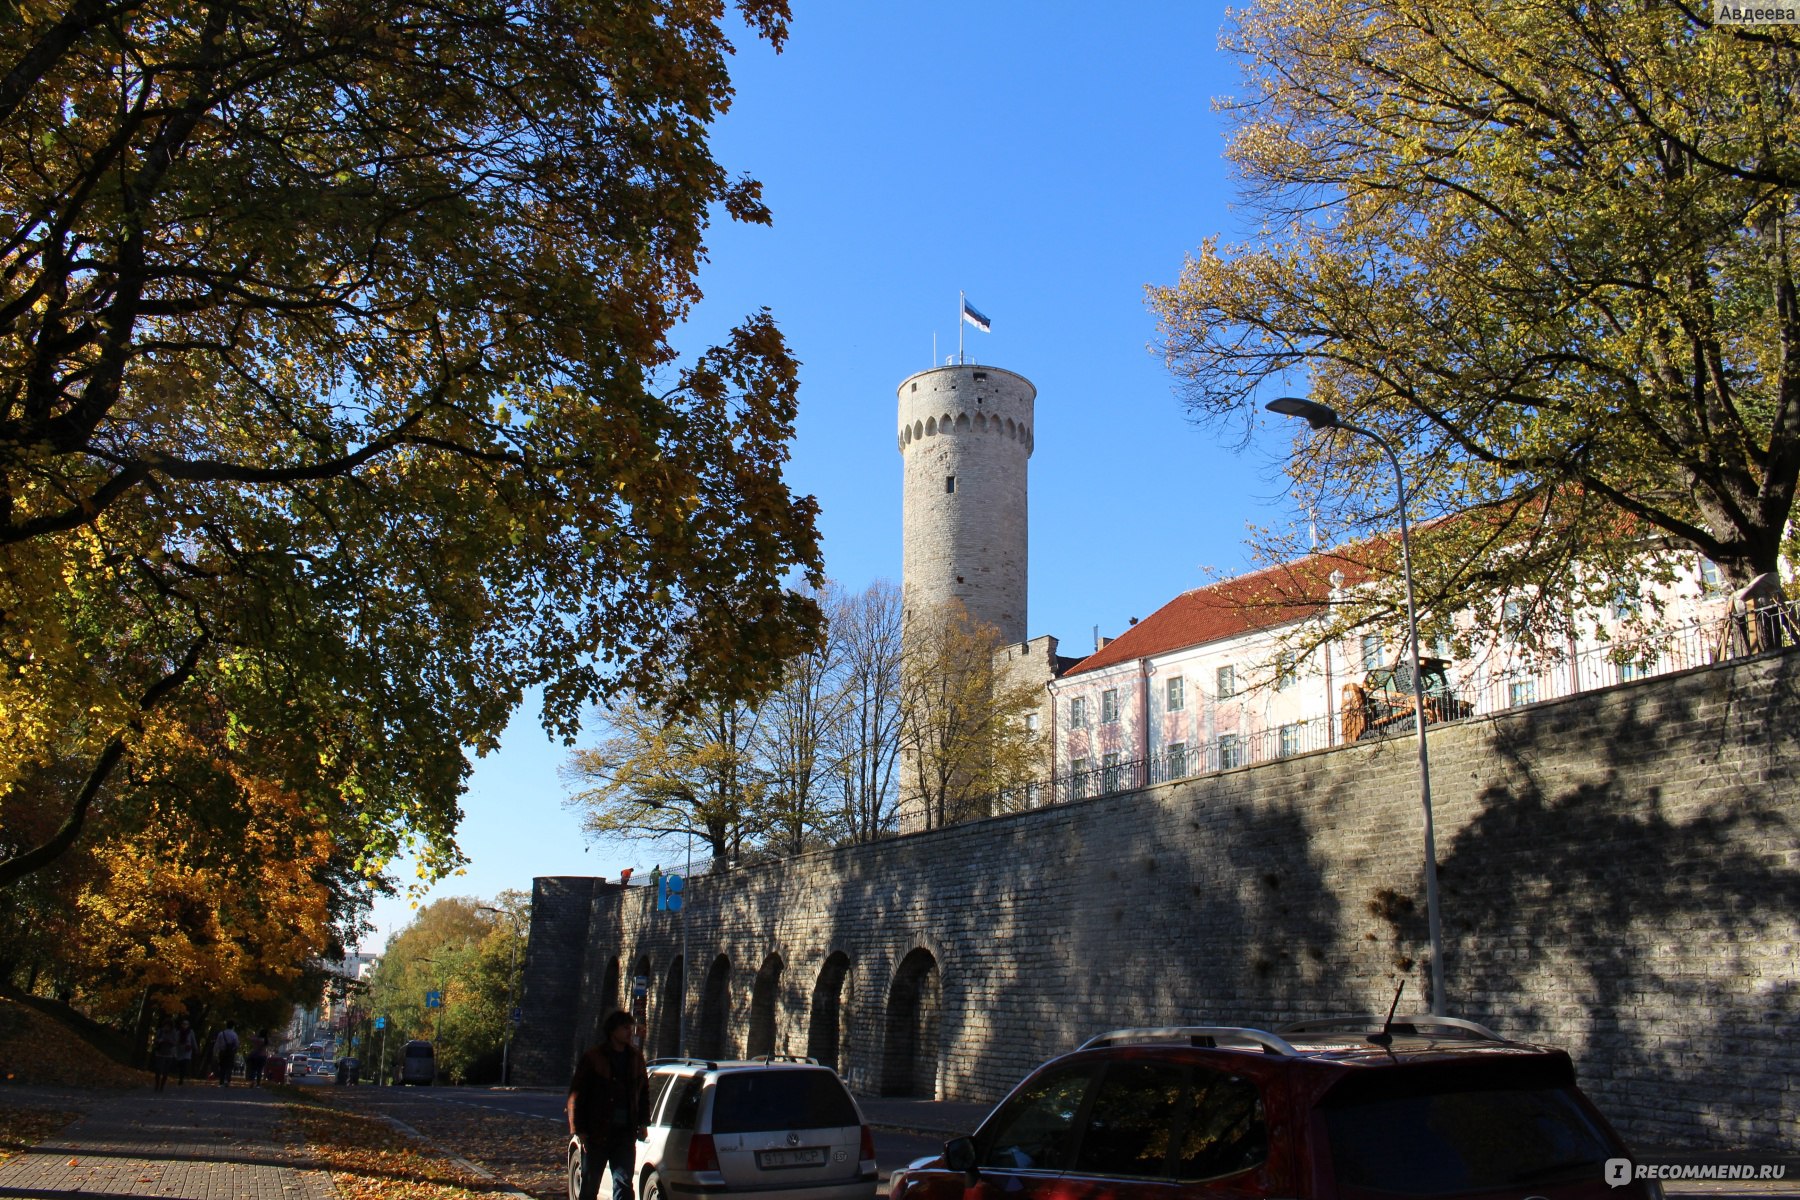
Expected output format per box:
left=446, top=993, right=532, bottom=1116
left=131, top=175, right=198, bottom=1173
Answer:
left=945, top=475, right=955, bottom=494
left=973, top=371, right=988, bottom=381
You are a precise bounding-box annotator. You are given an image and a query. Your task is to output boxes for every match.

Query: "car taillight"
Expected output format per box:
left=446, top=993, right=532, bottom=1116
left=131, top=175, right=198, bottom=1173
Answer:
left=860, top=1125, right=876, bottom=1162
left=686, top=1133, right=720, bottom=1173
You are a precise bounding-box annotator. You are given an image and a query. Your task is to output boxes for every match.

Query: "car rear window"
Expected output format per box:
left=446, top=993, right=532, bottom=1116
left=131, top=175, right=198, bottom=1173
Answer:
left=710, top=1071, right=858, bottom=1134
left=1324, top=1083, right=1615, bottom=1194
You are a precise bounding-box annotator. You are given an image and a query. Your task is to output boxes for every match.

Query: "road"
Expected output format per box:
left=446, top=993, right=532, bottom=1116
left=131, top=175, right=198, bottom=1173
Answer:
left=323, top=1084, right=950, bottom=1197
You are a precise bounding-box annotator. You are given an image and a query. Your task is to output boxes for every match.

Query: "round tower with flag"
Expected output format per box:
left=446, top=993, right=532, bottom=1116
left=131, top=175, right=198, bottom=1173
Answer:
left=896, top=338, right=1035, bottom=643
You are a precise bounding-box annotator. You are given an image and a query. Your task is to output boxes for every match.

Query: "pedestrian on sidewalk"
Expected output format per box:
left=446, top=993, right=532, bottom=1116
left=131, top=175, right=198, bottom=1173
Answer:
left=244, top=1029, right=270, bottom=1086
left=151, top=1019, right=177, bottom=1093
left=566, top=1011, right=649, bottom=1200
left=213, top=1021, right=240, bottom=1087
left=173, top=1017, right=198, bottom=1085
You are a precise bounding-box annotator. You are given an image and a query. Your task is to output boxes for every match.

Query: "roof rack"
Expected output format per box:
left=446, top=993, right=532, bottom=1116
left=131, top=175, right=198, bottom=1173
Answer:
left=1276, top=1015, right=1503, bottom=1042
left=1079, top=1026, right=1299, bottom=1055
left=647, top=1056, right=719, bottom=1070
left=751, top=1053, right=820, bottom=1066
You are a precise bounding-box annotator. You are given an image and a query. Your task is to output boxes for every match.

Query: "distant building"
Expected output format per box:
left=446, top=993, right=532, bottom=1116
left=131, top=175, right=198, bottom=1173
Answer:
left=1048, top=551, right=1738, bottom=798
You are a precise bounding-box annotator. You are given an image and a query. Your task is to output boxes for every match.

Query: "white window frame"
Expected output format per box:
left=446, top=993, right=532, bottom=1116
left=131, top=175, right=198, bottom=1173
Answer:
left=1218, top=733, right=1241, bottom=770
left=1069, top=696, right=1087, bottom=728
left=1166, top=742, right=1187, bottom=779
left=1216, top=664, right=1236, bottom=700
left=1166, top=676, right=1184, bottom=712
left=1360, top=634, right=1383, bottom=671
left=1100, top=688, right=1119, bottom=724
left=1278, top=723, right=1301, bottom=758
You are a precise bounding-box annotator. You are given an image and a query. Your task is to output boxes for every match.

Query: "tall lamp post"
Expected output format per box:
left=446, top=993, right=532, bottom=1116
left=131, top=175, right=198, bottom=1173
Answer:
left=478, top=906, right=523, bottom=1086
left=1266, top=396, right=1447, bottom=1016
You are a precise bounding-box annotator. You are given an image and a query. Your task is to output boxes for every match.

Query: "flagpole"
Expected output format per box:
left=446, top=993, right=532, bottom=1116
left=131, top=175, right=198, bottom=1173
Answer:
left=958, top=290, right=965, bottom=364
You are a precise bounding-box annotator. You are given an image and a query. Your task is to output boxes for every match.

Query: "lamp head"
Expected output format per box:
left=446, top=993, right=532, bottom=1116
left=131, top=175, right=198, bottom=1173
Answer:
left=1267, top=396, right=1340, bottom=430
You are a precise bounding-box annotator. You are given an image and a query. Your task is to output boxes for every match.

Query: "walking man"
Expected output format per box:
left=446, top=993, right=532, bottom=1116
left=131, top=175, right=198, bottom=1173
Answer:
left=214, top=1021, right=240, bottom=1087
left=566, top=1011, right=649, bottom=1200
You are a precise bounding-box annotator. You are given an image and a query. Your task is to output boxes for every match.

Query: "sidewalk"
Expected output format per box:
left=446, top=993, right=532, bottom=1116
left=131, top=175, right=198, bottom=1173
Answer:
left=0, top=1085, right=337, bottom=1200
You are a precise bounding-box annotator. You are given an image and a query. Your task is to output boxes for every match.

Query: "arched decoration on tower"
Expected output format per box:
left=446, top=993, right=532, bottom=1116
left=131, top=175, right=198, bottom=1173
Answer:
left=747, top=953, right=784, bottom=1058
left=657, top=955, right=684, bottom=1059
left=807, top=952, right=853, bottom=1073
left=881, top=948, right=941, bottom=1098
left=697, top=954, right=732, bottom=1059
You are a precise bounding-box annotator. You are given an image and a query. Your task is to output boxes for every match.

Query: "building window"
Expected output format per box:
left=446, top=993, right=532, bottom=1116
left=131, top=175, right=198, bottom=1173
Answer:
left=1216, top=665, right=1236, bottom=699
left=1278, top=724, right=1301, bottom=758
left=1508, top=678, right=1537, bottom=707
left=1025, top=711, right=1040, bottom=734
left=1069, top=696, right=1087, bottom=728
left=1101, top=752, right=1122, bottom=794
left=1276, top=650, right=1298, bottom=690
left=1502, top=598, right=1528, bottom=636
left=1611, top=588, right=1639, bottom=620
left=1218, top=734, right=1242, bottom=770
left=1166, top=676, right=1184, bottom=711
left=1166, top=742, right=1187, bottom=780
left=1072, top=757, right=1089, bottom=799
left=945, top=475, right=955, bottom=494
left=1619, top=660, right=1649, bottom=683
left=1100, top=689, right=1119, bottom=724
left=1699, top=557, right=1722, bottom=592
left=1360, top=634, right=1383, bottom=671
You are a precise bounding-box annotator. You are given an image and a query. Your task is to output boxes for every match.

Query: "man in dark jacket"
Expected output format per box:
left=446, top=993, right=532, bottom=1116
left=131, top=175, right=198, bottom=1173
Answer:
left=567, top=1011, right=651, bottom=1200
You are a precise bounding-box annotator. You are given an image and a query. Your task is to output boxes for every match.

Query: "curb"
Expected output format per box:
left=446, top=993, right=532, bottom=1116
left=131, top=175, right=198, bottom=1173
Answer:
left=376, top=1113, right=538, bottom=1200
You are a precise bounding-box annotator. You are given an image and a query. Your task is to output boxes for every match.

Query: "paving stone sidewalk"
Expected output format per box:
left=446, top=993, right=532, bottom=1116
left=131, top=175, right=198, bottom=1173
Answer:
left=0, top=1086, right=337, bottom=1200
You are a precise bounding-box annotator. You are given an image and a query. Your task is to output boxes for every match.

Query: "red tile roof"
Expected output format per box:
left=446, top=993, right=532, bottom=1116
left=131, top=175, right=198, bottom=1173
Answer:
left=1061, top=552, right=1379, bottom=677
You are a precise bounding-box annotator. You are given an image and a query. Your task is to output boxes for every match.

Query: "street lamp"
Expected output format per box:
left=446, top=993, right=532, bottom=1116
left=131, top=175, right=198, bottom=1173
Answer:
left=478, top=906, right=523, bottom=1086
left=1266, top=395, right=1447, bottom=1016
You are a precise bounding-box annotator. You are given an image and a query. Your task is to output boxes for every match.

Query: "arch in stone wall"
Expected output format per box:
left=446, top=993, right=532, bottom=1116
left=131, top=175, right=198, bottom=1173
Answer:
left=747, top=953, right=784, bottom=1058
left=657, top=955, right=684, bottom=1059
left=881, top=948, right=941, bottom=1098
left=806, top=952, right=853, bottom=1073
left=621, top=953, right=652, bottom=1042
left=697, top=953, right=732, bottom=1059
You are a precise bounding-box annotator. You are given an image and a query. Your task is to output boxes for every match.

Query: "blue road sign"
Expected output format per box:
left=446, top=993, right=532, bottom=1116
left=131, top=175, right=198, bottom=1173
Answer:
left=511, top=1007, right=523, bottom=1024
left=426, top=990, right=441, bottom=1008
left=657, top=873, right=685, bottom=912
left=374, top=1016, right=386, bottom=1030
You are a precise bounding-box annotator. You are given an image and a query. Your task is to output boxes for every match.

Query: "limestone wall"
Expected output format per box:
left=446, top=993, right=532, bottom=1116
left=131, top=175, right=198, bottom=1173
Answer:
left=518, top=650, right=1800, bottom=1151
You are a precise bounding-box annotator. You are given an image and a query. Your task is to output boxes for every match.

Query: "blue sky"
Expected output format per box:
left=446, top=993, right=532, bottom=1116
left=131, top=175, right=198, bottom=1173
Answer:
left=364, top=0, right=1307, bottom=949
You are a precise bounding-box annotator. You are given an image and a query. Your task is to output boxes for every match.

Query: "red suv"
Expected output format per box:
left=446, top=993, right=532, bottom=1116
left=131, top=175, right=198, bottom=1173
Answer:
left=889, top=1017, right=1661, bottom=1200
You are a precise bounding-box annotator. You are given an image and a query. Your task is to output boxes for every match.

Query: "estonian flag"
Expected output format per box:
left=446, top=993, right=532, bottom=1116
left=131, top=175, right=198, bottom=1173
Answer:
left=961, top=298, right=992, bottom=333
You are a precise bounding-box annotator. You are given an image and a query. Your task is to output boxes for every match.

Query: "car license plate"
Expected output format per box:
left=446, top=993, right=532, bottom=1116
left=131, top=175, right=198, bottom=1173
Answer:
left=756, top=1148, right=826, bottom=1169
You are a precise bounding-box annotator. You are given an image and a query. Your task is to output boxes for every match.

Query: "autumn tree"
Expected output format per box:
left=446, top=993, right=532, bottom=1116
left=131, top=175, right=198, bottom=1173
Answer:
left=563, top=696, right=765, bottom=865
left=898, top=601, right=1045, bottom=831
left=1154, top=0, right=1800, bottom=644
left=0, top=697, right=353, bottom=1049
left=0, top=0, right=823, bottom=890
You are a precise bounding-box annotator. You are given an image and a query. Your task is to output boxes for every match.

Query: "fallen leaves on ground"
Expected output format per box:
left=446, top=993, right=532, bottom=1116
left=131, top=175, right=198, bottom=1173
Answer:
left=0, top=1106, right=79, bottom=1165
left=299, top=1088, right=566, bottom=1200
left=0, top=998, right=149, bottom=1089
left=282, top=1086, right=545, bottom=1200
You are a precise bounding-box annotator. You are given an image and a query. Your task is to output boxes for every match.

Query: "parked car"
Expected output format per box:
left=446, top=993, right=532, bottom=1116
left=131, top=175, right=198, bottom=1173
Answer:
left=400, top=1040, right=436, bottom=1085
left=889, top=1016, right=1662, bottom=1200
left=568, top=1055, right=876, bottom=1200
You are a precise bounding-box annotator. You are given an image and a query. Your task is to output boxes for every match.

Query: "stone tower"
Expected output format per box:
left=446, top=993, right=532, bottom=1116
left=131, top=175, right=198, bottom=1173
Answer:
left=896, top=363, right=1035, bottom=642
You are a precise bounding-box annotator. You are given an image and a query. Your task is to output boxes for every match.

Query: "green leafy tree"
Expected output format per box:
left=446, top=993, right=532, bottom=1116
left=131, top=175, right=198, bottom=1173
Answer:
left=362, top=896, right=522, bottom=1082
left=1153, top=0, right=1800, bottom=642
left=0, top=0, right=823, bottom=891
